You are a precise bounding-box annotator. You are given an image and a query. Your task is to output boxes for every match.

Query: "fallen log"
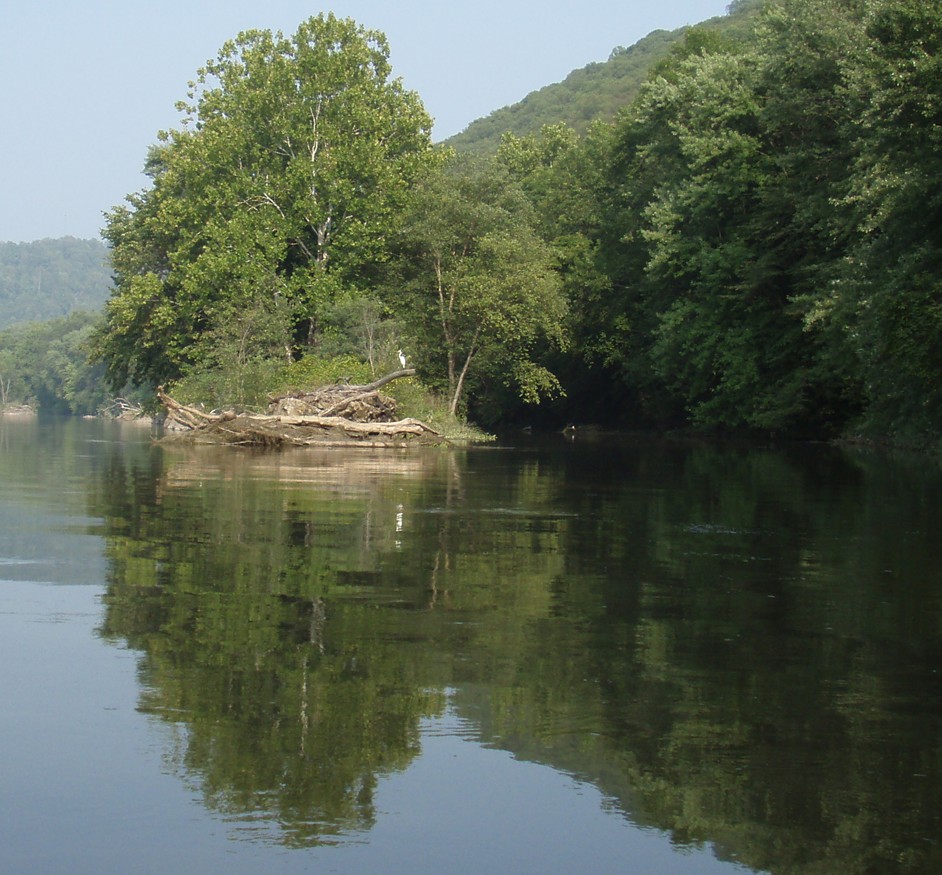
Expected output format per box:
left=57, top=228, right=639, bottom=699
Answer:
left=157, top=386, right=237, bottom=428
left=321, top=390, right=388, bottom=418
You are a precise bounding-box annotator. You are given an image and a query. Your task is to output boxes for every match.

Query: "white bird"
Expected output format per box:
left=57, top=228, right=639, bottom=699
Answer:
left=398, top=349, right=407, bottom=369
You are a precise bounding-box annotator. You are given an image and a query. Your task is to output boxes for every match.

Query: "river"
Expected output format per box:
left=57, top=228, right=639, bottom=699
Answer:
left=1, top=417, right=939, bottom=874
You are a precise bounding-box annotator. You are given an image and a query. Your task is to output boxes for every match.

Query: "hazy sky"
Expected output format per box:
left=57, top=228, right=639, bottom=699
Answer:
left=1, top=1, right=732, bottom=243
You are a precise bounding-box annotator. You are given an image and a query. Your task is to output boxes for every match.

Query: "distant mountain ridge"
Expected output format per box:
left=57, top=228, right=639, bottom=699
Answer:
left=0, top=237, right=111, bottom=330
left=445, top=0, right=763, bottom=153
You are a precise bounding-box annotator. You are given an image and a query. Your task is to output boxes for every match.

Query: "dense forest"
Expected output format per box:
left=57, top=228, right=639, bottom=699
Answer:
left=0, top=237, right=111, bottom=329
left=0, top=238, right=114, bottom=413
left=5, top=1, right=941, bottom=448
left=0, top=311, right=112, bottom=414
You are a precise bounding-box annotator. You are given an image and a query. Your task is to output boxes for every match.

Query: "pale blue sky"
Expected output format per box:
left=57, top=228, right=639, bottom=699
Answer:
left=1, top=1, right=732, bottom=243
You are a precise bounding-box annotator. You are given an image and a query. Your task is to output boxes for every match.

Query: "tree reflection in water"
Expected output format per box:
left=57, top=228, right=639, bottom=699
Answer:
left=92, top=439, right=942, bottom=872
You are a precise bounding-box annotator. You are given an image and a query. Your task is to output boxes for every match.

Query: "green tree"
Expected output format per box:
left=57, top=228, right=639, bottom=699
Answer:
left=836, top=0, right=942, bottom=442
left=584, top=28, right=744, bottom=428
left=388, top=156, right=568, bottom=417
left=0, top=311, right=111, bottom=413
left=595, top=40, right=765, bottom=429
left=316, top=291, right=399, bottom=376
left=750, top=0, right=868, bottom=426
left=594, top=7, right=869, bottom=434
left=94, top=14, right=434, bottom=392
left=0, top=348, right=15, bottom=406
left=496, top=123, right=620, bottom=423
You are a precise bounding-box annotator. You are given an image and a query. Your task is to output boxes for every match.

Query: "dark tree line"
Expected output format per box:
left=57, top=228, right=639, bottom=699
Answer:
left=496, top=0, right=942, bottom=444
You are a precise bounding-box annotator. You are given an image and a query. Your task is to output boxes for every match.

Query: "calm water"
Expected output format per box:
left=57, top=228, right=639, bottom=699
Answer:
left=1, top=417, right=940, bottom=874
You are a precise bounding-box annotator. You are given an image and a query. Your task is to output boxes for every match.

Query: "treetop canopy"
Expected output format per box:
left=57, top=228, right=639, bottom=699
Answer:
left=96, top=13, right=435, bottom=390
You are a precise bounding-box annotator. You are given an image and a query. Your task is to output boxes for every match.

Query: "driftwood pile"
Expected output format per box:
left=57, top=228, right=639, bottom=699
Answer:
left=157, top=369, right=445, bottom=448
left=267, top=371, right=405, bottom=421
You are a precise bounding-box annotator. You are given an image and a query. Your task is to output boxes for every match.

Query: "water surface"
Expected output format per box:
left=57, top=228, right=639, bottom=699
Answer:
left=1, top=418, right=940, bottom=873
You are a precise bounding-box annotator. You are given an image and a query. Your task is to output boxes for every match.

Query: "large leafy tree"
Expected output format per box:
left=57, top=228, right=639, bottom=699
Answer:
left=749, top=0, right=868, bottom=422
left=389, top=156, right=567, bottom=417
left=592, top=29, right=752, bottom=428
left=95, top=14, right=434, bottom=390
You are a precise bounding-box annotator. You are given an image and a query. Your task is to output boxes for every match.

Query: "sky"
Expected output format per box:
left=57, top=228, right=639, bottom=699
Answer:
left=1, top=1, right=732, bottom=243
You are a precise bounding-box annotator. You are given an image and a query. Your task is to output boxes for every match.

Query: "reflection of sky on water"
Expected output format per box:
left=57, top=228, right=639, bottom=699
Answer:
left=327, top=709, right=756, bottom=875
left=0, top=577, right=754, bottom=875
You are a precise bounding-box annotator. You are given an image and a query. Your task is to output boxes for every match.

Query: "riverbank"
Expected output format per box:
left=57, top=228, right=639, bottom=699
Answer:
left=0, top=404, right=36, bottom=417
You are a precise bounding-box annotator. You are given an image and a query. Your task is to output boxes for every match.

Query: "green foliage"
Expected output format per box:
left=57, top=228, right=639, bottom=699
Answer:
left=833, top=0, right=942, bottom=442
left=0, top=237, right=111, bottom=330
left=170, top=286, right=295, bottom=409
left=637, top=48, right=826, bottom=430
left=94, top=13, right=435, bottom=392
left=386, top=155, right=568, bottom=418
left=170, top=359, right=284, bottom=412
left=565, top=0, right=940, bottom=439
left=315, top=292, right=400, bottom=376
left=279, top=353, right=375, bottom=392
left=0, top=311, right=113, bottom=414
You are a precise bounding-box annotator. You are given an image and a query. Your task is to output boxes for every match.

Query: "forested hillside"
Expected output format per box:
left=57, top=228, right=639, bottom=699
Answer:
left=446, top=0, right=764, bottom=153
left=0, top=237, right=111, bottom=329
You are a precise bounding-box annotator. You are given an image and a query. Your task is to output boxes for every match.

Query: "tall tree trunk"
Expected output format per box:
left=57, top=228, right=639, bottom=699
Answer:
left=435, top=257, right=459, bottom=401
left=449, top=329, right=480, bottom=417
